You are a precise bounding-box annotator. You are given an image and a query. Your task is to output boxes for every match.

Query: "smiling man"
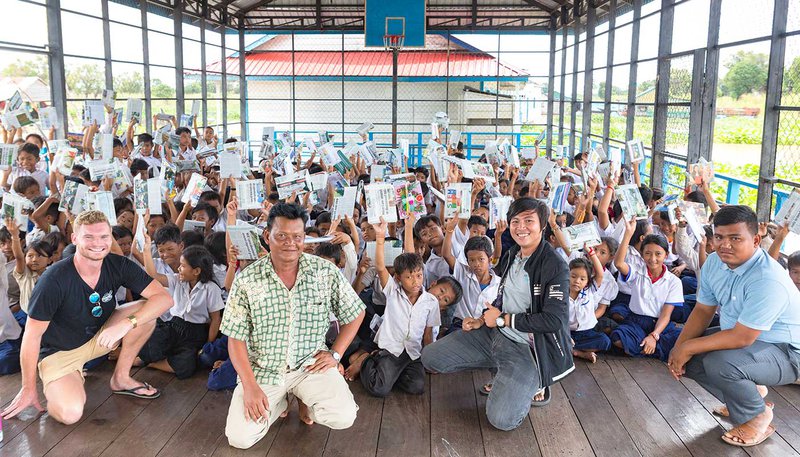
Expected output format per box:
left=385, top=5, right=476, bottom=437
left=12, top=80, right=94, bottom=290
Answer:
left=221, top=203, right=365, bottom=449
left=421, top=197, right=573, bottom=431
left=2, top=210, right=173, bottom=425
left=669, top=205, right=800, bottom=448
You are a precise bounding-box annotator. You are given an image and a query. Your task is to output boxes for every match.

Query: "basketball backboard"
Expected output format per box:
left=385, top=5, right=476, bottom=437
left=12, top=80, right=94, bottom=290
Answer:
left=364, top=0, right=426, bottom=48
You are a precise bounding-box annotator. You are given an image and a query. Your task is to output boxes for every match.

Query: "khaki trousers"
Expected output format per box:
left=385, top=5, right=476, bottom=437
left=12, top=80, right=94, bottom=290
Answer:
left=225, top=367, right=358, bottom=449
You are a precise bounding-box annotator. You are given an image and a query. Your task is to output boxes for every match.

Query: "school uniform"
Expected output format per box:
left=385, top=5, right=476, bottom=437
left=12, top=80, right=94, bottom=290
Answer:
left=0, top=252, right=21, bottom=374
left=424, top=250, right=451, bottom=289
left=138, top=275, right=225, bottom=379
left=607, top=247, right=644, bottom=320
left=451, top=259, right=500, bottom=322
left=14, top=266, right=40, bottom=314
left=569, top=288, right=611, bottom=352
left=7, top=167, right=49, bottom=192
left=610, top=262, right=683, bottom=361
left=360, top=278, right=440, bottom=397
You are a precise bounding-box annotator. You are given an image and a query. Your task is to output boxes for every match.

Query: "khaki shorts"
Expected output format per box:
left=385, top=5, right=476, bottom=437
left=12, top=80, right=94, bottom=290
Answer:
left=38, top=323, right=115, bottom=390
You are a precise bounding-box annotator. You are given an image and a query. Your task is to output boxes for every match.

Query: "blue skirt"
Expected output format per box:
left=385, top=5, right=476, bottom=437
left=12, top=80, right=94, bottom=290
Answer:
left=571, top=329, right=611, bottom=352
left=610, top=313, right=680, bottom=362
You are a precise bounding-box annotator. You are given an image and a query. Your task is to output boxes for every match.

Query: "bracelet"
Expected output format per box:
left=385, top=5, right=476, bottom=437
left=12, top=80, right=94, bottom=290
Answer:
left=586, top=246, right=595, bottom=256
left=606, top=185, right=615, bottom=191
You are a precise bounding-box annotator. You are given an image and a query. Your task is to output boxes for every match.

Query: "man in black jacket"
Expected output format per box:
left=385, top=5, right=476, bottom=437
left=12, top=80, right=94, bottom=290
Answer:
left=421, top=198, right=573, bottom=431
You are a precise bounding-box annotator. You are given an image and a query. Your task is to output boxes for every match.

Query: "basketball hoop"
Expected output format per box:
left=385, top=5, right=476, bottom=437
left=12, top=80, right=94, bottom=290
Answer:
left=383, top=34, right=405, bottom=51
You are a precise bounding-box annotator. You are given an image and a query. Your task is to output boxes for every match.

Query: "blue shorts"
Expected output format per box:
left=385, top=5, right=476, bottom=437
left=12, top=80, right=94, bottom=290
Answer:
left=610, top=313, right=680, bottom=362
left=571, top=329, right=611, bottom=352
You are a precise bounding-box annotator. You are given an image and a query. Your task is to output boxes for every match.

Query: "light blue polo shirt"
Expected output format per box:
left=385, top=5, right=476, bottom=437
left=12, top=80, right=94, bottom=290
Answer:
left=698, top=249, right=800, bottom=346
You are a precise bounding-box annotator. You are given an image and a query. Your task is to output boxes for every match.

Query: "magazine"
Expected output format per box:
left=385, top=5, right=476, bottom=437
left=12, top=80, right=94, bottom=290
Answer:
left=38, top=107, right=58, bottom=130
left=365, top=239, right=404, bottom=265
left=489, top=196, right=513, bottom=230
left=126, top=98, right=143, bottom=122
left=331, top=186, right=358, bottom=220
left=219, top=151, right=241, bottom=179
left=775, top=189, right=800, bottom=234
left=183, top=220, right=206, bottom=233
left=444, top=183, right=472, bottom=220
left=101, top=89, right=115, bottom=110
left=88, top=191, right=116, bottom=223
left=228, top=224, right=262, bottom=260
left=626, top=139, right=645, bottom=164
left=364, top=182, right=398, bottom=224
left=0, top=144, right=16, bottom=170
left=236, top=179, right=266, bottom=210
left=181, top=173, right=208, bottom=206
left=616, top=184, right=649, bottom=220
left=83, top=101, right=105, bottom=126
left=548, top=182, right=571, bottom=214
left=525, top=157, right=556, bottom=184
left=88, top=160, right=117, bottom=181
left=562, top=222, right=602, bottom=252
left=1, top=192, right=34, bottom=232
left=275, top=170, right=311, bottom=200
left=393, top=180, right=426, bottom=220
left=688, top=157, right=714, bottom=185
left=134, top=176, right=163, bottom=215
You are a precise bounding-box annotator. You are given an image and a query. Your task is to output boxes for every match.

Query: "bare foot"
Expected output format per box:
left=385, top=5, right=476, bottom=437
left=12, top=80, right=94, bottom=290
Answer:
left=109, top=375, right=160, bottom=397
left=722, top=407, right=775, bottom=447
left=212, top=360, right=224, bottom=370
left=108, top=347, right=121, bottom=361
left=573, top=349, right=597, bottom=363
left=714, top=386, right=769, bottom=417
left=533, top=390, right=545, bottom=402
left=298, top=400, right=314, bottom=425
left=344, top=351, right=368, bottom=382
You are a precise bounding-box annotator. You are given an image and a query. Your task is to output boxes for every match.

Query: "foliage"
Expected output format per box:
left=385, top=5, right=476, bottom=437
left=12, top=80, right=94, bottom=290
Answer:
left=719, top=51, right=768, bottom=100
left=0, top=56, right=49, bottom=82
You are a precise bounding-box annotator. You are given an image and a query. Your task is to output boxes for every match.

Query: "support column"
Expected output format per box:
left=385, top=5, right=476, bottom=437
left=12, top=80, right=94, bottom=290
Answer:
left=568, top=1, right=581, bottom=158
left=101, top=0, right=113, bottom=89
left=699, top=0, right=721, bottom=160
left=141, top=0, right=152, bottom=132
left=686, top=49, right=705, bottom=165
left=46, top=0, right=68, bottom=139
left=546, top=14, right=556, bottom=154
left=625, top=0, right=642, bottom=143
left=392, top=48, right=398, bottom=148
left=174, top=0, right=185, bottom=118
left=239, top=25, right=247, bottom=142
left=651, top=0, right=675, bottom=188
left=757, top=0, right=788, bottom=220
left=602, top=0, right=616, bottom=152
left=581, top=4, right=596, bottom=152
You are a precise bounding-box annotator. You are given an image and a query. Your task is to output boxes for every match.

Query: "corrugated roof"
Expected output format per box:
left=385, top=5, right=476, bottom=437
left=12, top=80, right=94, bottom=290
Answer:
left=206, top=51, right=527, bottom=78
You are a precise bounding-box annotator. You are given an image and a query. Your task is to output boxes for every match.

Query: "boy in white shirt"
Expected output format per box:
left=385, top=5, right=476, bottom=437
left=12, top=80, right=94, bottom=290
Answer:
left=351, top=217, right=440, bottom=398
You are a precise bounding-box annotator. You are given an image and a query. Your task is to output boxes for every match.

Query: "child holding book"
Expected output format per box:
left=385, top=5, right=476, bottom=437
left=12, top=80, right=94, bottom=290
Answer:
left=568, top=253, right=609, bottom=363
left=2, top=143, right=48, bottom=193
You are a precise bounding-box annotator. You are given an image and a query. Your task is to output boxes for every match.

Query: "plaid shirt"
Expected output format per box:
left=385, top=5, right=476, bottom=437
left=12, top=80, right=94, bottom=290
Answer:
left=221, top=253, right=364, bottom=386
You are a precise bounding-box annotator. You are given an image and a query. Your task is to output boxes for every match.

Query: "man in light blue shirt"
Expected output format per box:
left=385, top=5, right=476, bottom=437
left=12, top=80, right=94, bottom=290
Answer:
left=669, top=206, right=800, bottom=448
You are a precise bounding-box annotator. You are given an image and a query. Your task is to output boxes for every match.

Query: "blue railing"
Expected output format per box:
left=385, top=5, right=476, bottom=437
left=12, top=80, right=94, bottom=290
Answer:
left=246, top=129, right=791, bottom=216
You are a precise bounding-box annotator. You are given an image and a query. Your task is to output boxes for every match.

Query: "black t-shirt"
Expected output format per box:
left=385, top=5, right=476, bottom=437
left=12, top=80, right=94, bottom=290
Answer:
left=28, top=254, right=154, bottom=357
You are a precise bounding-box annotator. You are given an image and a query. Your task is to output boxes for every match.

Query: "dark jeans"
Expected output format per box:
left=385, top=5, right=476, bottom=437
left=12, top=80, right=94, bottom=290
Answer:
left=0, top=337, right=21, bottom=375
left=139, top=317, right=208, bottom=379
left=421, top=326, right=541, bottom=431
left=360, top=349, right=425, bottom=397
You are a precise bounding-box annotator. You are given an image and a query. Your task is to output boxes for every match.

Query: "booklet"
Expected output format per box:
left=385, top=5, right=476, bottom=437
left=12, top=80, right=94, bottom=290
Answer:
left=626, top=139, right=645, bottom=164
left=53, top=147, right=78, bottom=175
left=616, top=184, right=649, bottom=220
left=38, top=107, right=58, bottom=130
left=126, top=98, right=143, bottom=122
left=0, top=144, right=16, bottom=170
left=83, top=101, right=105, bottom=127
left=444, top=183, right=472, bottom=220
left=88, top=160, right=117, bottom=181
left=101, top=89, right=115, bottom=110
left=364, top=182, right=398, bottom=224
left=98, top=133, right=114, bottom=161
left=183, top=220, right=206, bottom=233
left=548, top=182, right=571, bottom=214
left=775, top=189, right=800, bottom=235
left=219, top=151, right=241, bottom=179
left=327, top=171, right=348, bottom=197
left=553, top=145, right=569, bottom=159
left=236, top=179, right=266, bottom=210
left=489, top=196, right=513, bottom=230
left=134, top=176, right=163, bottom=215
left=449, top=130, right=461, bottom=148
left=1, top=192, right=34, bottom=232
left=365, top=239, right=404, bottom=265
left=562, top=222, right=602, bottom=252
left=688, top=157, right=714, bottom=185
left=394, top=180, right=426, bottom=220
left=520, top=148, right=537, bottom=160
left=112, top=161, right=134, bottom=193
left=525, top=157, right=556, bottom=184
left=275, top=169, right=311, bottom=200
left=331, top=186, right=358, bottom=220
left=88, top=191, right=116, bottom=223
left=357, top=122, right=374, bottom=136
left=228, top=224, right=262, bottom=260
left=175, top=159, right=201, bottom=173
left=159, top=160, right=177, bottom=200
left=6, top=91, right=23, bottom=112
left=260, top=126, right=275, bottom=158
left=484, top=141, right=502, bottom=167
left=461, top=160, right=496, bottom=183
left=308, top=172, right=328, bottom=193
left=181, top=173, right=208, bottom=206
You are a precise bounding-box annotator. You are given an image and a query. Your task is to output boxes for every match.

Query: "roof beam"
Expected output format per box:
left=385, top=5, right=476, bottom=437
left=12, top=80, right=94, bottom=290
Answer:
left=521, top=0, right=559, bottom=13
left=237, top=0, right=278, bottom=15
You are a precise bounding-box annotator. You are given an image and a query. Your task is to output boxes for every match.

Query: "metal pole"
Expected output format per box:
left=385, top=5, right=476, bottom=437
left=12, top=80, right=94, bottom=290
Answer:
left=221, top=18, right=228, bottom=140
left=625, top=0, right=642, bottom=143
left=141, top=0, right=152, bottom=132
left=200, top=12, right=208, bottom=130
left=546, top=15, right=556, bottom=155
left=392, top=47, right=398, bottom=148
left=101, top=0, right=113, bottom=89
left=174, top=0, right=185, bottom=118
left=45, top=0, right=68, bottom=139
left=569, top=1, right=580, bottom=161
left=602, top=0, right=616, bottom=152
left=582, top=5, right=596, bottom=151
left=686, top=49, right=705, bottom=165
left=239, top=24, right=247, bottom=142
left=699, top=0, right=722, bottom=161
left=757, top=0, right=788, bottom=221
left=651, top=0, right=675, bottom=188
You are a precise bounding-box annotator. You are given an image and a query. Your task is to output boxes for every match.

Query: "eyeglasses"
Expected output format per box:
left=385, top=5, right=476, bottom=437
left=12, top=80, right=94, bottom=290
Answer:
left=89, top=291, right=102, bottom=318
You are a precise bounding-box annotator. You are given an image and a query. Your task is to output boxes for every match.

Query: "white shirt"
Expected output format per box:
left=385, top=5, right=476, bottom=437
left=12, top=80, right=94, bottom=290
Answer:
left=177, top=147, right=197, bottom=161
left=621, top=263, right=684, bottom=318
left=154, top=258, right=175, bottom=276
left=596, top=267, right=619, bottom=306
left=569, top=288, right=599, bottom=331
left=0, top=252, right=20, bottom=342
left=424, top=251, right=451, bottom=289
left=375, top=278, right=441, bottom=359
left=163, top=273, right=225, bottom=324
left=452, top=260, right=500, bottom=319
left=7, top=167, right=48, bottom=192
left=617, top=247, right=645, bottom=295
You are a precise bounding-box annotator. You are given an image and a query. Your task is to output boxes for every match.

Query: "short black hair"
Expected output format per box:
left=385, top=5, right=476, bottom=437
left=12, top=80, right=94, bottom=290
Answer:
left=114, top=197, right=133, bottom=214
left=113, top=138, right=123, bottom=149
left=32, top=196, right=59, bottom=222
left=685, top=190, right=708, bottom=207
left=314, top=242, right=344, bottom=266
left=18, top=142, right=40, bottom=159
left=28, top=238, right=56, bottom=258
left=112, top=225, right=133, bottom=240
left=467, top=215, right=488, bottom=230
left=431, top=276, right=463, bottom=306
left=414, top=167, right=430, bottom=179
left=393, top=252, right=424, bottom=276
left=506, top=197, right=548, bottom=232
left=175, top=126, right=191, bottom=136
left=130, top=158, right=149, bottom=173
left=137, top=132, right=154, bottom=145
left=199, top=190, right=222, bottom=204
left=712, top=205, right=758, bottom=236
left=204, top=231, right=227, bottom=265
left=464, top=235, right=493, bottom=259
left=638, top=185, right=654, bottom=206
left=632, top=219, right=652, bottom=248
left=315, top=211, right=332, bottom=227
left=42, top=231, right=67, bottom=249
left=569, top=257, right=594, bottom=281
left=640, top=234, right=670, bottom=254
left=414, top=214, right=441, bottom=238
left=181, top=245, right=215, bottom=283
left=181, top=229, right=205, bottom=247
left=267, top=203, right=309, bottom=231
left=12, top=176, right=39, bottom=194
left=651, top=187, right=665, bottom=202
left=153, top=223, right=182, bottom=246
left=788, top=251, right=800, bottom=269
left=192, top=202, right=219, bottom=225
left=599, top=236, right=619, bottom=260
left=25, top=133, right=43, bottom=145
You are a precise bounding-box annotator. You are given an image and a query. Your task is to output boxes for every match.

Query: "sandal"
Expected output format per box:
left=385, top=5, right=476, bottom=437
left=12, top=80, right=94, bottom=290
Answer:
left=477, top=383, right=492, bottom=396
left=112, top=382, right=161, bottom=399
left=721, top=423, right=775, bottom=447
left=531, top=386, right=551, bottom=407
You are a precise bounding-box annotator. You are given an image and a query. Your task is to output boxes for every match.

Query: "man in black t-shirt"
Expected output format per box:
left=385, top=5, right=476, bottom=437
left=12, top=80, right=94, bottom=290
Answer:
left=1, top=211, right=173, bottom=425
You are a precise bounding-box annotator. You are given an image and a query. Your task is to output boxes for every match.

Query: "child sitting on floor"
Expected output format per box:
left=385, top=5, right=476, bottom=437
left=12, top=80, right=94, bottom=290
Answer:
left=7, top=217, right=55, bottom=316
left=139, top=239, right=224, bottom=379
left=610, top=218, right=683, bottom=361
left=568, top=252, right=609, bottom=363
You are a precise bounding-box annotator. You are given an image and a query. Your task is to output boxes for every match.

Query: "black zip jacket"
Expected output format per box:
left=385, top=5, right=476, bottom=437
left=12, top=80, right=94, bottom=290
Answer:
left=494, top=239, right=575, bottom=387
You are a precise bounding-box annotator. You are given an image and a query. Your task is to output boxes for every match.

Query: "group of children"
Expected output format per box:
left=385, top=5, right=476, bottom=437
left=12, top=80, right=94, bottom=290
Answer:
left=0, top=108, right=799, bottom=404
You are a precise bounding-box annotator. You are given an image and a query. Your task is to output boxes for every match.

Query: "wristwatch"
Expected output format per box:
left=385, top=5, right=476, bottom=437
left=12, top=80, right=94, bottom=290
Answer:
left=496, top=315, right=506, bottom=328
left=330, top=350, right=341, bottom=363
left=126, top=314, right=138, bottom=329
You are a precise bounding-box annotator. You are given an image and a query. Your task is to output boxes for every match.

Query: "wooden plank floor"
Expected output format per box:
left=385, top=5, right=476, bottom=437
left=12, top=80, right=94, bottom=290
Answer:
left=2, top=356, right=800, bottom=457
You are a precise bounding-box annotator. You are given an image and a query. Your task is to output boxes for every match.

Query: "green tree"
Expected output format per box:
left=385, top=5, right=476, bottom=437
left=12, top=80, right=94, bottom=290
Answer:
left=0, top=56, right=49, bottom=81
left=65, top=64, right=104, bottom=98
left=720, top=51, right=768, bottom=100
left=113, top=72, right=143, bottom=97
left=151, top=79, right=175, bottom=98
left=784, top=55, right=800, bottom=93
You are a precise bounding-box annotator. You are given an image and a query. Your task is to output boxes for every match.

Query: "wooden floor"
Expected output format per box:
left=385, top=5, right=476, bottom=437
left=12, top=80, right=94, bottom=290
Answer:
left=2, top=356, right=800, bottom=456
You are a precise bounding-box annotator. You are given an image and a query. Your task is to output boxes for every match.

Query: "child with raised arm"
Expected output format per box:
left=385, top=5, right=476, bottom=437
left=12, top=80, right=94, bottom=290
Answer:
left=568, top=252, right=609, bottom=363
left=610, top=217, right=683, bottom=361
left=351, top=217, right=441, bottom=397
left=7, top=218, right=55, bottom=315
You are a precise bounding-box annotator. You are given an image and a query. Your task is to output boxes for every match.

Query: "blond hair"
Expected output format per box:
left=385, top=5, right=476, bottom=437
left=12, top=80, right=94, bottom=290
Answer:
left=73, top=210, right=112, bottom=232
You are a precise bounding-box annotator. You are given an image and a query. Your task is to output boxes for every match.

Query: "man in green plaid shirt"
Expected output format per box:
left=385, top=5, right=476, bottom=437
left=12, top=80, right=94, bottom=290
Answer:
left=222, top=203, right=365, bottom=450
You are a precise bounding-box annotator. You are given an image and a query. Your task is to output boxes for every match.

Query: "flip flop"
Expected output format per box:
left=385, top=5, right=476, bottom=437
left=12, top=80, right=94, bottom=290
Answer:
left=714, top=402, right=774, bottom=418
left=531, top=386, right=551, bottom=407
left=112, top=382, right=161, bottom=399
left=721, top=424, right=775, bottom=447
left=477, top=383, right=492, bottom=396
